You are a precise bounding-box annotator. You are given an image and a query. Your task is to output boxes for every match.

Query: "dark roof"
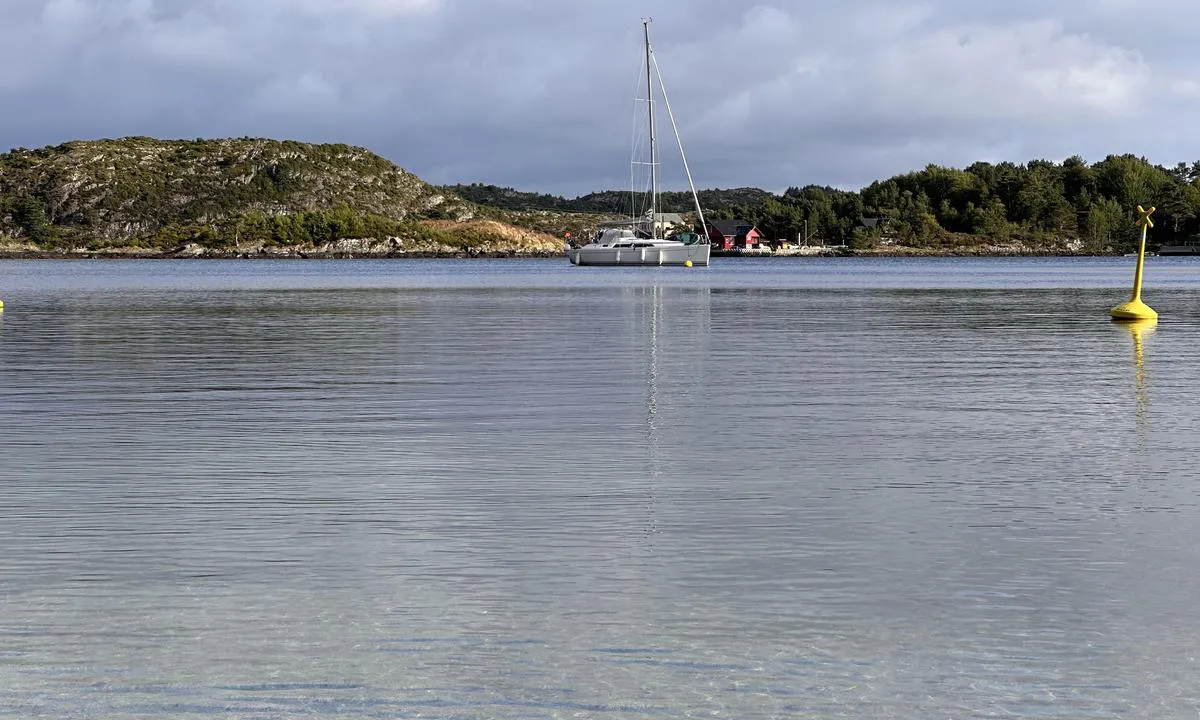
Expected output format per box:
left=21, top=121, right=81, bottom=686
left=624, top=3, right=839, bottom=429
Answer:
left=859, top=217, right=886, bottom=229
left=709, top=219, right=756, bottom=236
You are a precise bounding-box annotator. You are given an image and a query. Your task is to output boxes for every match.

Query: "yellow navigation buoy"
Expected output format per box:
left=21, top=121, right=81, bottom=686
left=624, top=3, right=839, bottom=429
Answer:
left=684, top=260, right=693, bottom=268
left=1110, top=205, right=1158, bottom=321
left=0, top=298, right=4, bottom=311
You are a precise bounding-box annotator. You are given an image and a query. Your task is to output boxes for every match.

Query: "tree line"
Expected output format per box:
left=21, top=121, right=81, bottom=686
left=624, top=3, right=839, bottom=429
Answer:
left=452, top=154, right=1200, bottom=252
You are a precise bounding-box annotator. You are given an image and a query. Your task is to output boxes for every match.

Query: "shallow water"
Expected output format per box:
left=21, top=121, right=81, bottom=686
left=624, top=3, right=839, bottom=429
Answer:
left=2, top=257, right=1200, bottom=718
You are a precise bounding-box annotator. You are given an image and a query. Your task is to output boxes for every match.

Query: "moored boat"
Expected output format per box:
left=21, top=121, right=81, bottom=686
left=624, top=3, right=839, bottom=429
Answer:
left=568, top=225, right=709, bottom=266
left=568, top=20, right=710, bottom=267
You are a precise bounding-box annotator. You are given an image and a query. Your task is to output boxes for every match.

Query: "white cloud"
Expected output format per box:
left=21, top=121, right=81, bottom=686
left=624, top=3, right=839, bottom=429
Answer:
left=253, top=73, right=340, bottom=112
left=40, top=0, right=89, bottom=27
left=2, top=0, right=1200, bottom=194
left=655, top=8, right=1159, bottom=189
left=258, top=0, right=442, bottom=19
left=857, top=19, right=1147, bottom=119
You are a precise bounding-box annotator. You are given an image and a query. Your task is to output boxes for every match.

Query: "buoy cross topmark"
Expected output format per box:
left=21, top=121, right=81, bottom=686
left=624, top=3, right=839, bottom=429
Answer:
left=1110, top=205, right=1158, bottom=322
left=1137, top=205, right=1155, bottom=230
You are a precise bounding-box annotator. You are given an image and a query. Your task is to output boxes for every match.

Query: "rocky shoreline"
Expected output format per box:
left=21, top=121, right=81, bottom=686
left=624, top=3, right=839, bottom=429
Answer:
left=0, top=237, right=566, bottom=260
left=713, top=246, right=1107, bottom=258
left=0, top=248, right=566, bottom=260
left=0, top=240, right=1114, bottom=260
left=0, top=247, right=1116, bottom=260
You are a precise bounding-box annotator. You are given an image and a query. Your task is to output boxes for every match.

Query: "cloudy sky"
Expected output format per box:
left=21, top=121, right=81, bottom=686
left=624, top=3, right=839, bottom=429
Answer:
left=2, top=0, right=1197, bottom=195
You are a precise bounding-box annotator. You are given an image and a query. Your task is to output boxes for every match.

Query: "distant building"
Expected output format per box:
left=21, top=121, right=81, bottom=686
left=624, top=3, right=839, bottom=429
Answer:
left=1157, top=234, right=1200, bottom=255
left=858, top=217, right=888, bottom=231
left=654, top=212, right=684, bottom=234
left=707, top=219, right=762, bottom=250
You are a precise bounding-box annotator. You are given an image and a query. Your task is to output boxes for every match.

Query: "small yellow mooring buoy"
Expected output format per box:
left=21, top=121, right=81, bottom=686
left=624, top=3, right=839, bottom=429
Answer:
left=0, top=298, right=5, bottom=312
left=1111, top=205, right=1158, bottom=321
left=684, top=260, right=693, bottom=268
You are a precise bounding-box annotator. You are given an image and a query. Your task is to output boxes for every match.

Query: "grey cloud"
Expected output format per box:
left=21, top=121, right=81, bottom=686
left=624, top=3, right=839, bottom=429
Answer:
left=3, top=0, right=1199, bottom=196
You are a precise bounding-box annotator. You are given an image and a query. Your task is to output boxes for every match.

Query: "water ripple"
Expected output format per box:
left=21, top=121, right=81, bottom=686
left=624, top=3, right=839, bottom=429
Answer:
left=2, top=259, right=1200, bottom=718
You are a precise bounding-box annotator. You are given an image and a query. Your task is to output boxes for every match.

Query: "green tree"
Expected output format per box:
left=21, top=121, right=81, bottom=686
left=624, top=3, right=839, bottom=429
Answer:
left=1093, top=154, right=1166, bottom=210
left=1159, top=181, right=1200, bottom=237
left=965, top=198, right=1012, bottom=238
left=1082, top=197, right=1129, bottom=249
left=15, top=197, right=55, bottom=244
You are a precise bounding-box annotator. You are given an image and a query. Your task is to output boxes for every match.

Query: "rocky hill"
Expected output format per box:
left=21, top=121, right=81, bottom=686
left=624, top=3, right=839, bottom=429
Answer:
left=0, top=137, right=565, bottom=257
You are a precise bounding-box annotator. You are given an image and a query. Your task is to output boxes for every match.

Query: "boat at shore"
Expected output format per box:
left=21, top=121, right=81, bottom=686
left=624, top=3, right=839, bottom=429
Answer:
left=568, top=20, right=710, bottom=267
left=1156, top=241, right=1200, bottom=256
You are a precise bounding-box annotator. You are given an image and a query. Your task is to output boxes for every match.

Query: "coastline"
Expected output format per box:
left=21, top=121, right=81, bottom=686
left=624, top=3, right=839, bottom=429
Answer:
left=0, top=248, right=566, bottom=260
left=0, top=248, right=1117, bottom=260
left=0, top=240, right=565, bottom=260
left=0, top=241, right=1118, bottom=260
left=712, top=246, right=1108, bottom=258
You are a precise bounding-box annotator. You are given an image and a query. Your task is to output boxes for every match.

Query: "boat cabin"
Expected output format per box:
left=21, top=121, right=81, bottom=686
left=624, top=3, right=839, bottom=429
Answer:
left=592, top=227, right=639, bottom=246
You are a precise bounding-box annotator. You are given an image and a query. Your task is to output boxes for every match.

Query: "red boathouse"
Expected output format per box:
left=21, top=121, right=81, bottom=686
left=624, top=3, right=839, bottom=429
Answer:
left=707, top=219, right=763, bottom=250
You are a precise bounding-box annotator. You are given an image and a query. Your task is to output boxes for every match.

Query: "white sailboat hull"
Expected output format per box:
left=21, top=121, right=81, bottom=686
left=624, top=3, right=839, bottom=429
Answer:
left=568, top=242, right=709, bottom=267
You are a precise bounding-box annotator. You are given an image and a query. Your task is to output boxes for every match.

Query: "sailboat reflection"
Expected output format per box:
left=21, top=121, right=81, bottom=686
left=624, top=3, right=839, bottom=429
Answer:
left=643, top=285, right=662, bottom=542
left=638, top=284, right=711, bottom=543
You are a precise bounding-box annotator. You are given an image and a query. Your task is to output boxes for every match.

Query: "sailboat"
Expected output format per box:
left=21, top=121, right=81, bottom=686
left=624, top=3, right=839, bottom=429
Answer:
left=568, top=20, right=711, bottom=267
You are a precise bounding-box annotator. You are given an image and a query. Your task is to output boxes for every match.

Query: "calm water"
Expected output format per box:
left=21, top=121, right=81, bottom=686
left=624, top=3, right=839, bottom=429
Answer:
left=2, top=257, right=1200, bottom=719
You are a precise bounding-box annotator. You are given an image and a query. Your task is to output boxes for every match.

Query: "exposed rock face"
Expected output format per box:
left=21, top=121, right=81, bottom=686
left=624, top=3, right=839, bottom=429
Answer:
left=0, top=137, right=475, bottom=247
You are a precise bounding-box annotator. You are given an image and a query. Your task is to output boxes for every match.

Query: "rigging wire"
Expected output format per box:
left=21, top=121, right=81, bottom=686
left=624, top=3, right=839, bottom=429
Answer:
left=651, top=52, right=708, bottom=241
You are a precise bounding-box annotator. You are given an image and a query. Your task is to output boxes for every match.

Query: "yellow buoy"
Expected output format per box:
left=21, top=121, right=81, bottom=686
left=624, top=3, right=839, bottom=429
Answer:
left=684, top=260, right=693, bottom=268
left=0, top=298, right=5, bottom=311
left=1111, top=205, right=1158, bottom=321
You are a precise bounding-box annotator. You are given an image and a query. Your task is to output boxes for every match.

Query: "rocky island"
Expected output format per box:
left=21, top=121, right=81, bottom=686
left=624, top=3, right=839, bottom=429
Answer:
left=0, top=137, right=578, bottom=259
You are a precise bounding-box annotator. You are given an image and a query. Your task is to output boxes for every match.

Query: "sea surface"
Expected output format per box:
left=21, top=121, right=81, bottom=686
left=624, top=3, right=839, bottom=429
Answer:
left=2, top=256, right=1200, bottom=719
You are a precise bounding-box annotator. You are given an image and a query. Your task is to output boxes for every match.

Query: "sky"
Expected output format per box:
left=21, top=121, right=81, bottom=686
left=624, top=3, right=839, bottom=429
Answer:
left=2, top=0, right=1198, bottom=196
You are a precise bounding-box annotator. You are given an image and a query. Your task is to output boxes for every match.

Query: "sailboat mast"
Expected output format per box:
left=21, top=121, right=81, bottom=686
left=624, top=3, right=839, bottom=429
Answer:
left=644, top=19, right=657, bottom=238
